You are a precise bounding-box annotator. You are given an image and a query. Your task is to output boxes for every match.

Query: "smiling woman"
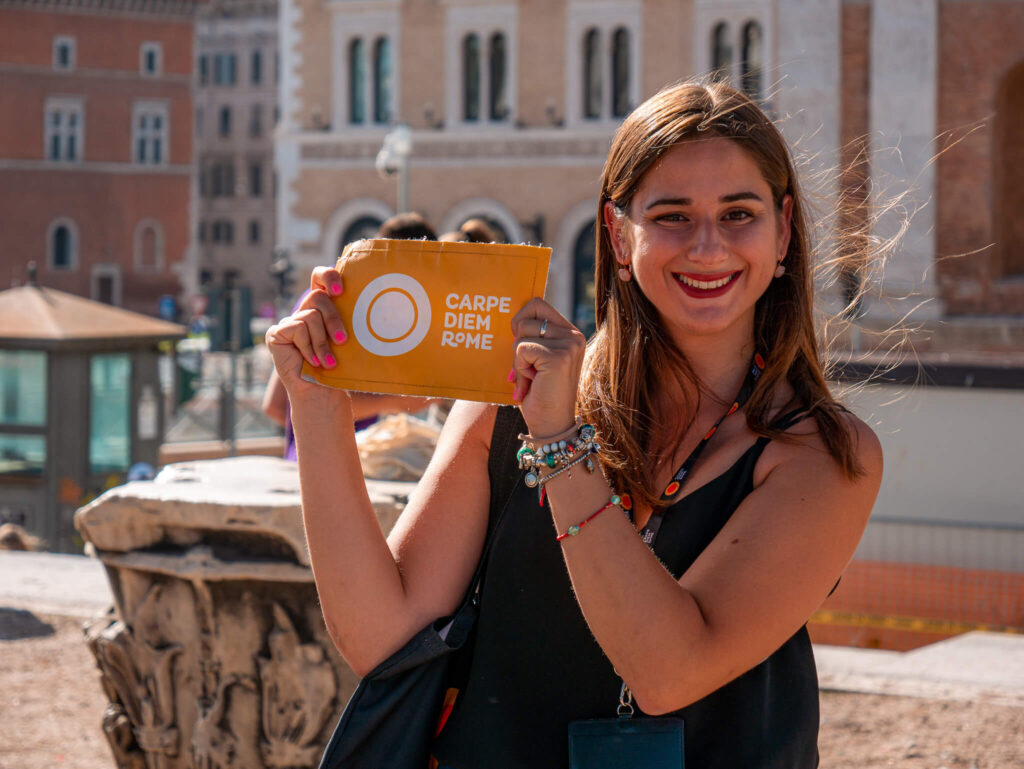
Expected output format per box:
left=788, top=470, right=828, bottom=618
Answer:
left=266, top=79, right=882, bottom=769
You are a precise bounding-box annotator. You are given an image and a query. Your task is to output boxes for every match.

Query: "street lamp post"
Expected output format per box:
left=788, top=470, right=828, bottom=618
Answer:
left=375, top=124, right=412, bottom=213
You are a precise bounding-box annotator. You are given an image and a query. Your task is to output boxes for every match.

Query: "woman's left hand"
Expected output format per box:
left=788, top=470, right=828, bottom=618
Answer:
left=510, top=298, right=587, bottom=436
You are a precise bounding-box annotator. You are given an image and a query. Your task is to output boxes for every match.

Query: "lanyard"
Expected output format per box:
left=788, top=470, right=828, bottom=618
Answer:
left=630, top=353, right=765, bottom=549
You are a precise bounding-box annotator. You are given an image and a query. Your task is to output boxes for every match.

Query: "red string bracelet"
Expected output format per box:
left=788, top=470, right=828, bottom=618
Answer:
left=555, top=495, right=622, bottom=542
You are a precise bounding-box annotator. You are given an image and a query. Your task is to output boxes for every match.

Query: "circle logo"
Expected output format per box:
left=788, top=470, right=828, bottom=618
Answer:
left=352, top=273, right=432, bottom=356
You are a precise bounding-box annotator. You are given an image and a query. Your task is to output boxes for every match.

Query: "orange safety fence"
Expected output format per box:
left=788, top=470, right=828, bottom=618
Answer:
left=808, top=559, right=1024, bottom=651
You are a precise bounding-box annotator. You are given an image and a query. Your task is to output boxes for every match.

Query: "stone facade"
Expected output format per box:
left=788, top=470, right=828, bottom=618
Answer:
left=0, top=0, right=198, bottom=317
left=275, top=0, right=1024, bottom=345
left=195, top=0, right=280, bottom=311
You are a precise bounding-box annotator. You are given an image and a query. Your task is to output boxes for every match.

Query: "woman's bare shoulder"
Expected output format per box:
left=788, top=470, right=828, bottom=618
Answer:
left=757, top=406, right=883, bottom=488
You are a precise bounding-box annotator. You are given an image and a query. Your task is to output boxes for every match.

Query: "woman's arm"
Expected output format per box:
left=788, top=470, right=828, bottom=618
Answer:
left=261, top=369, right=288, bottom=427
left=266, top=268, right=494, bottom=677
left=543, top=416, right=881, bottom=714
left=509, top=299, right=882, bottom=715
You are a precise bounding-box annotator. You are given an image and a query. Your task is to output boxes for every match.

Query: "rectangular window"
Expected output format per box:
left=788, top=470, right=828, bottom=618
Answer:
left=249, top=219, right=260, bottom=244
left=53, top=36, right=75, bottom=71
left=44, top=98, right=84, bottom=162
left=89, top=354, right=131, bottom=475
left=133, top=102, right=169, bottom=165
left=212, top=220, right=236, bottom=244
left=210, top=160, right=235, bottom=197
left=218, top=106, right=232, bottom=137
left=199, top=55, right=209, bottom=85
left=214, top=53, right=237, bottom=86
left=0, top=351, right=47, bottom=427
left=141, top=42, right=162, bottom=76
left=251, top=49, right=262, bottom=84
left=249, top=162, right=262, bottom=197
left=199, top=220, right=207, bottom=242
left=249, top=104, right=262, bottom=138
left=0, top=435, right=46, bottom=476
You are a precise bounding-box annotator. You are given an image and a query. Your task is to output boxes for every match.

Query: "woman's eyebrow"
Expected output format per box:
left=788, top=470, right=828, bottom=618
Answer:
left=644, top=191, right=764, bottom=210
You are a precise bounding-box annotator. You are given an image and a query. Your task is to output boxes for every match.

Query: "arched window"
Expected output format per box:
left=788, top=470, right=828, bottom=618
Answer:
left=611, top=27, right=630, bottom=118
left=741, top=21, right=763, bottom=99
left=53, top=225, right=72, bottom=270
left=373, top=37, right=391, bottom=124
left=583, top=29, right=602, bottom=119
left=572, top=220, right=597, bottom=338
left=711, top=22, right=732, bottom=81
left=349, top=38, right=366, bottom=124
left=463, top=34, right=481, bottom=122
left=48, top=219, right=77, bottom=271
left=995, top=60, right=1024, bottom=276
left=140, top=227, right=157, bottom=269
left=134, top=220, right=163, bottom=272
left=489, top=33, right=508, bottom=121
left=340, top=215, right=383, bottom=252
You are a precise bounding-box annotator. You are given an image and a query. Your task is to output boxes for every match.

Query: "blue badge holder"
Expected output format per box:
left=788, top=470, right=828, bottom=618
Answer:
left=568, top=683, right=684, bottom=768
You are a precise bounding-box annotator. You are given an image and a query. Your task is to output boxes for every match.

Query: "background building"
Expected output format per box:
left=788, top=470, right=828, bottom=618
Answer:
left=194, top=0, right=280, bottom=313
left=0, top=0, right=201, bottom=318
left=275, top=0, right=1024, bottom=347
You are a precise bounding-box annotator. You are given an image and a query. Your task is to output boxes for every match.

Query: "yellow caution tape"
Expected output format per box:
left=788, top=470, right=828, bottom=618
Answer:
left=810, top=609, right=1024, bottom=636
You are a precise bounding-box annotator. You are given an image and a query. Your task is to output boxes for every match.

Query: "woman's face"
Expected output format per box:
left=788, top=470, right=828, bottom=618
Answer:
left=605, top=137, right=792, bottom=347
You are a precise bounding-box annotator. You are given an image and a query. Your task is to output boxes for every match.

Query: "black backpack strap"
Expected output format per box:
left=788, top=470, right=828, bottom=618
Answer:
left=487, top=405, right=526, bottom=537
left=458, top=406, right=526, bottom=602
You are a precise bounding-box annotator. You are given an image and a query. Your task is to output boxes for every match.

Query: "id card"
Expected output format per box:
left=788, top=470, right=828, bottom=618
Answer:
left=568, top=717, right=684, bottom=769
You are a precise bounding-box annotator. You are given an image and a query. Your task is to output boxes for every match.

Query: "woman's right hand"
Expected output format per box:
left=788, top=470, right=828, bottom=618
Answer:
left=265, top=266, right=350, bottom=399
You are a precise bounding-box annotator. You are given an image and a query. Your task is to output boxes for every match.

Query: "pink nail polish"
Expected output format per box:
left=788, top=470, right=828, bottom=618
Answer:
left=325, top=353, right=337, bottom=367
left=335, top=330, right=347, bottom=344
left=311, top=355, right=320, bottom=367
left=507, top=368, right=516, bottom=382
left=330, top=283, right=342, bottom=295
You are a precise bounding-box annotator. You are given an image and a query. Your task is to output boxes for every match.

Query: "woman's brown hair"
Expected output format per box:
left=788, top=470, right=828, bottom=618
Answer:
left=578, top=80, right=863, bottom=511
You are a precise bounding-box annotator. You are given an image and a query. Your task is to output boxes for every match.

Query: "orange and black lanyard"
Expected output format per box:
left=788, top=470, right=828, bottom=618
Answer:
left=631, top=352, right=765, bottom=548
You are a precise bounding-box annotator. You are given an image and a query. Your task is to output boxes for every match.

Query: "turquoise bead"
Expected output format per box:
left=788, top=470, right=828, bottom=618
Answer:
left=545, top=454, right=556, bottom=468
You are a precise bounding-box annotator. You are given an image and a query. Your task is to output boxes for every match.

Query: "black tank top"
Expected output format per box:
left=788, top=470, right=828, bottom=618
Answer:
left=432, top=408, right=819, bottom=769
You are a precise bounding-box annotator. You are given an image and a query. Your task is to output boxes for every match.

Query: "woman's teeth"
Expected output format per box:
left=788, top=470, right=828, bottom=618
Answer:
left=678, top=274, right=734, bottom=290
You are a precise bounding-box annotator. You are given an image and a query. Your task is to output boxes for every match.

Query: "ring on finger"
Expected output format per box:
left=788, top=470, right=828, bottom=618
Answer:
left=539, top=319, right=548, bottom=339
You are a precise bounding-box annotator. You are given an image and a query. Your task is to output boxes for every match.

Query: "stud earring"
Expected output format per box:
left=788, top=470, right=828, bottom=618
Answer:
left=774, top=261, right=786, bottom=278
left=618, top=264, right=632, bottom=282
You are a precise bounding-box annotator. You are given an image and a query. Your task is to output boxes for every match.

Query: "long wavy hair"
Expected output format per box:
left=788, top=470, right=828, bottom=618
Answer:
left=578, top=80, right=863, bottom=511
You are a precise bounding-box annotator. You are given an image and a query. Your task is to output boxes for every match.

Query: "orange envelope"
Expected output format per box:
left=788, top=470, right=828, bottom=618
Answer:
left=301, top=238, right=551, bottom=404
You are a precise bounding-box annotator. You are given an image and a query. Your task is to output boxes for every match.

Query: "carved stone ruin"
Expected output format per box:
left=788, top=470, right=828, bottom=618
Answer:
left=75, top=456, right=416, bottom=769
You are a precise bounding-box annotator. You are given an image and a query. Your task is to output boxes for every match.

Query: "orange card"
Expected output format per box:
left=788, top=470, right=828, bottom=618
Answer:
left=301, top=238, right=551, bottom=404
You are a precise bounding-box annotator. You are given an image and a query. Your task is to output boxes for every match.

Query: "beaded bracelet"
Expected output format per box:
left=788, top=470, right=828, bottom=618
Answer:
left=556, top=494, right=624, bottom=541
left=517, top=423, right=598, bottom=488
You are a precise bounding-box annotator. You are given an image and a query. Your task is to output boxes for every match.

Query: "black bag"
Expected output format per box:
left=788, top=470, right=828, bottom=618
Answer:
left=318, top=406, right=524, bottom=769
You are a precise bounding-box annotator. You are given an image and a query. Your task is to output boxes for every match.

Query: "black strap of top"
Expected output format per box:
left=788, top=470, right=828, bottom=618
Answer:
left=635, top=400, right=810, bottom=550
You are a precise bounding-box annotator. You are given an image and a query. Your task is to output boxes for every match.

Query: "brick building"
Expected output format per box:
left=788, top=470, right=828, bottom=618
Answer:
left=0, top=0, right=201, bottom=317
left=275, top=0, right=1024, bottom=346
left=194, top=0, right=279, bottom=311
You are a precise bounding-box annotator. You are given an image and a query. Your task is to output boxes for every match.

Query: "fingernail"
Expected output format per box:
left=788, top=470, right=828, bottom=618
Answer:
left=330, top=283, right=342, bottom=295
left=311, top=355, right=320, bottom=367
left=335, top=330, right=347, bottom=344
left=507, top=368, right=516, bottom=382
left=325, top=353, right=337, bottom=367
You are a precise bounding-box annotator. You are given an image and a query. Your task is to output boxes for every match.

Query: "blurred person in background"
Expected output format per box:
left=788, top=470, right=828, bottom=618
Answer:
left=262, top=212, right=440, bottom=460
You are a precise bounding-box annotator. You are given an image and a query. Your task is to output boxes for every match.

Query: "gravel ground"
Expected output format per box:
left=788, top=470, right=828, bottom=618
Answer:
left=0, top=610, right=1021, bottom=769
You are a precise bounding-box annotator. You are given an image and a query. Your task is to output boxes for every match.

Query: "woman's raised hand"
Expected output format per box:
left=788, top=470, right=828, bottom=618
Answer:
left=265, top=265, right=349, bottom=398
left=510, top=298, right=587, bottom=437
